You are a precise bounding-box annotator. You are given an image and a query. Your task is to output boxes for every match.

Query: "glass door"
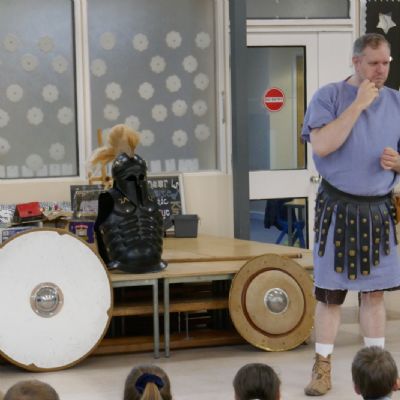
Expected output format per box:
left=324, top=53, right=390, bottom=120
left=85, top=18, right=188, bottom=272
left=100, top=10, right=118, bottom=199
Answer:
left=247, top=32, right=319, bottom=248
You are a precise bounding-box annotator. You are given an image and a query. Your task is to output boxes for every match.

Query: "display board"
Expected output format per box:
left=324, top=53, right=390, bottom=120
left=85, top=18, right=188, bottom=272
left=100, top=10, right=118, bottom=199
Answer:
left=147, top=174, right=185, bottom=229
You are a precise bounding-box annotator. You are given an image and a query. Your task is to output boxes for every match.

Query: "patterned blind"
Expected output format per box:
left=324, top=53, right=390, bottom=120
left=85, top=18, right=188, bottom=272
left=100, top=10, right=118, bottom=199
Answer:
left=87, top=0, right=218, bottom=173
left=0, top=0, right=78, bottom=179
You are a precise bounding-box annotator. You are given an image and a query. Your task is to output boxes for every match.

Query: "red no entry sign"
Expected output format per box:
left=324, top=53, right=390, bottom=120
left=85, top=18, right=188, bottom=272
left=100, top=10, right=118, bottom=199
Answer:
left=263, top=87, right=285, bottom=112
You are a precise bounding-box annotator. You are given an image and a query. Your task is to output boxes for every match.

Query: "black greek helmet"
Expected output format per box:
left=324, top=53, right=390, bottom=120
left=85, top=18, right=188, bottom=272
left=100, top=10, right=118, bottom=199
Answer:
left=111, top=153, right=156, bottom=206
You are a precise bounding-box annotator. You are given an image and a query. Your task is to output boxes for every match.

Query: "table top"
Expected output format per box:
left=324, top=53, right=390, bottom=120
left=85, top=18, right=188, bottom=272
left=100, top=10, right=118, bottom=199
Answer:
left=162, top=235, right=305, bottom=261
left=109, top=235, right=313, bottom=282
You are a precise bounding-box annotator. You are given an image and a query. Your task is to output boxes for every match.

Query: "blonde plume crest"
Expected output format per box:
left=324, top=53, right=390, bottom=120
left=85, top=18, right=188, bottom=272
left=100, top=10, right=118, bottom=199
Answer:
left=89, top=124, right=140, bottom=168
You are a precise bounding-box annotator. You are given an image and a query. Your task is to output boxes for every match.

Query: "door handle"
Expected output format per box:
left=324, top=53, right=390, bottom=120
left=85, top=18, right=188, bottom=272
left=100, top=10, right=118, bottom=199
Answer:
left=310, top=175, right=321, bottom=184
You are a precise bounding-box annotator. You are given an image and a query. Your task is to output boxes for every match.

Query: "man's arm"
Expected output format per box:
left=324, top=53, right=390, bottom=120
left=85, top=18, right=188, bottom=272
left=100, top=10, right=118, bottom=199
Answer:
left=310, top=80, right=379, bottom=157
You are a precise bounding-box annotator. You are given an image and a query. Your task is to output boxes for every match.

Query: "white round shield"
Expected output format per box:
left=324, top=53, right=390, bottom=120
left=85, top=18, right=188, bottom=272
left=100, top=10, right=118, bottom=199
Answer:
left=0, top=229, right=112, bottom=371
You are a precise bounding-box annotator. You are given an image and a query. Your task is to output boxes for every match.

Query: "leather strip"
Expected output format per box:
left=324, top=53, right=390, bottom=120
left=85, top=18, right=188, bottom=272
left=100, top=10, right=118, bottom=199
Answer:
left=388, top=199, right=398, bottom=245
left=314, top=190, right=325, bottom=243
left=379, top=201, right=391, bottom=256
left=333, top=202, right=346, bottom=274
left=317, top=197, right=335, bottom=257
left=346, top=203, right=358, bottom=280
left=358, top=204, right=371, bottom=276
left=370, top=204, right=382, bottom=267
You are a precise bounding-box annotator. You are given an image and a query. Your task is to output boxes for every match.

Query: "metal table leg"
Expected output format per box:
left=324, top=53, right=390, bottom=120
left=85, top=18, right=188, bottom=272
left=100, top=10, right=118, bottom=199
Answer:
left=163, top=278, right=170, bottom=357
left=152, top=279, right=159, bottom=358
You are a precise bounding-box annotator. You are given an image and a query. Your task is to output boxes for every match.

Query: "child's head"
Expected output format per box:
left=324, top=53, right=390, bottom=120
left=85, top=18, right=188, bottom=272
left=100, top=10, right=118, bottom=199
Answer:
left=4, top=380, right=59, bottom=400
left=124, top=364, right=172, bottom=400
left=233, top=363, right=280, bottom=400
left=352, top=346, right=399, bottom=399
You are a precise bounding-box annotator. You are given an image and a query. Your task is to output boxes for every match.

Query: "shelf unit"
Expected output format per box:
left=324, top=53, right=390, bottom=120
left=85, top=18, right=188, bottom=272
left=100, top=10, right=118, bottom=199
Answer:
left=96, top=274, right=242, bottom=357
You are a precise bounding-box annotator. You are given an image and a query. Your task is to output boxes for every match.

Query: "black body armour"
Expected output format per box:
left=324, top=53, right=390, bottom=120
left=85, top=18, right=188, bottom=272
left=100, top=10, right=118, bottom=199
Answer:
left=95, top=153, right=167, bottom=273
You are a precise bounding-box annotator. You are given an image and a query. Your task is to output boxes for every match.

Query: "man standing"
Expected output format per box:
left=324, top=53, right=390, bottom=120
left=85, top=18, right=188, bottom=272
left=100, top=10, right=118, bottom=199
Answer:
left=302, top=33, right=400, bottom=396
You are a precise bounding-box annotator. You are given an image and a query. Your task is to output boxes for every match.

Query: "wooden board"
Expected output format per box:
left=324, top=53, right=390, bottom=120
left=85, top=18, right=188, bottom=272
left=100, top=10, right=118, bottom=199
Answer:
left=162, top=235, right=306, bottom=262
left=110, top=255, right=313, bottom=284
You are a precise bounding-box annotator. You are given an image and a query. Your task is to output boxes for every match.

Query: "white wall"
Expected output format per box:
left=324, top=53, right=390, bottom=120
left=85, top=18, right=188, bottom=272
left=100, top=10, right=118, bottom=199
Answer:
left=183, top=173, right=234, bottom=237
left=318, top=31, right=354, bottom=86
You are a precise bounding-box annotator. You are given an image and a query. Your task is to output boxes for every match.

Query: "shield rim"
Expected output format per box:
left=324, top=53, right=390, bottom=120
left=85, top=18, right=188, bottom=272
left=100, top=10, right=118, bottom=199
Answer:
left=228, top=253, right=315, bottom=351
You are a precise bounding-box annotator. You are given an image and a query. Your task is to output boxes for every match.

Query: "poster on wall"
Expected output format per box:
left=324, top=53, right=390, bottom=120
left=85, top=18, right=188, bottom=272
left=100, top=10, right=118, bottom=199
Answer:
left=70, top=184, right=104, bottom=220
left=147, top=174, right=185, bottom=230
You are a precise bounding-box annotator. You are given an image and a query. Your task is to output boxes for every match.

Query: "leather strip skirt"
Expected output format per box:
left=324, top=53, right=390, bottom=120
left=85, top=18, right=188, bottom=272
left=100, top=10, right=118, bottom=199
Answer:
left=315, top=179, right=398, bottom=280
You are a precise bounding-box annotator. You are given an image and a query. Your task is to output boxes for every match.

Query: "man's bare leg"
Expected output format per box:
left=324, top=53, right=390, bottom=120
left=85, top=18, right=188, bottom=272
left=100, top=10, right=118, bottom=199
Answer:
left=315, top=301, right=342, bottom=344
left=360, top=291, right=385, bottom=347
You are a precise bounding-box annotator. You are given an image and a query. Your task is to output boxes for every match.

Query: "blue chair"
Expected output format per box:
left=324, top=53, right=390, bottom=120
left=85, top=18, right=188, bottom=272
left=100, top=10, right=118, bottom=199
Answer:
left=275, top=217, right=306, bottom=248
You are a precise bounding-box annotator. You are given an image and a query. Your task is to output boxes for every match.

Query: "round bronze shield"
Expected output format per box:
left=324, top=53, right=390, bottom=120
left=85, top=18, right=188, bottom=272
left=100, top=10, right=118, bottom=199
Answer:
left=229, top=253, right=315, bottom=351
left=0, top=229, right=113, bottom=371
